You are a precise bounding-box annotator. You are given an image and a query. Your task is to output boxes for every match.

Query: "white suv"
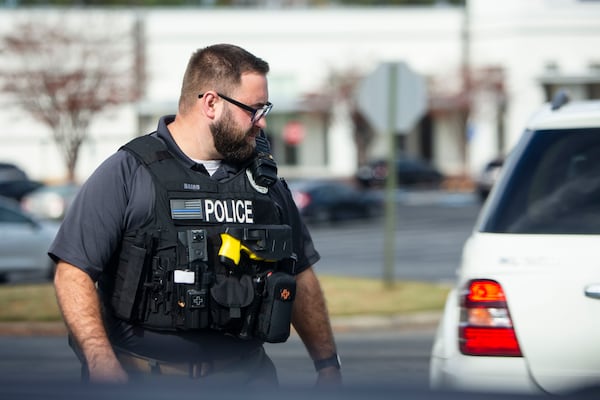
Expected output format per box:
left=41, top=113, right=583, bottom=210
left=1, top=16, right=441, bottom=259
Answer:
left=429, top=98, right=600, bottom=395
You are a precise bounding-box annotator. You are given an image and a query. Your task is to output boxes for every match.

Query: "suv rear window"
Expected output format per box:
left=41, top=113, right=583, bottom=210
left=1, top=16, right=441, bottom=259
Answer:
left=481, top=128, right=600, bottom=234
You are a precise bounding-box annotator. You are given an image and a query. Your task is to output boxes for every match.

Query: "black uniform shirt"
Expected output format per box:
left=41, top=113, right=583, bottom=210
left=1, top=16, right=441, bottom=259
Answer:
left=48, top=115, right=320, bottom=362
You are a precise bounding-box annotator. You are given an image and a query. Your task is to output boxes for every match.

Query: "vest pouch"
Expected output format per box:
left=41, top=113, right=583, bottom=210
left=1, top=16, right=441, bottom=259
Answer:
left=173, top=265, right=211, bottom=330
left=255, top=272, right=296, bottom=343
left=111, top=244, right=148, bottom=321
left=210, top=274, right=254, bottom=333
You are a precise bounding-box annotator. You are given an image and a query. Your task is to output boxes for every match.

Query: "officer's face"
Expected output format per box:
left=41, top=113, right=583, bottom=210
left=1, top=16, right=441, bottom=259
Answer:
left=210, top=106, right=258, bottom=163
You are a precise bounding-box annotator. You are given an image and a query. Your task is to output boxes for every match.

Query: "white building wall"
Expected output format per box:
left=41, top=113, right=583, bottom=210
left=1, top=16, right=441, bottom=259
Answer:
left=141, top=7, right=463, bottom=178
left=143, top=7, right=463, bottom=104
left=469, top=0, right=600, bottom=157
left=326, top=101, right=356, bottom=177
left=434, top=113, right=464, bottom=175
left=0, top=2, right=599, bottom=182
left=468, top=90, right=502, bottom=175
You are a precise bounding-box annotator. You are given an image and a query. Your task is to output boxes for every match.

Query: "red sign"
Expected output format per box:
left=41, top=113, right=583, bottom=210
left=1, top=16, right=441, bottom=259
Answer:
left=283, top=121, right=305, bottom=146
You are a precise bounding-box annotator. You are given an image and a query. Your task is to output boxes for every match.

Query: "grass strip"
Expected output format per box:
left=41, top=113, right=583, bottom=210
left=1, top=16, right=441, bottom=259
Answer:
left=318, top=275, right=450, bottom=317
left=0, top=283, right=61, bottom=322
left=0, top=277, right=451, bottom=322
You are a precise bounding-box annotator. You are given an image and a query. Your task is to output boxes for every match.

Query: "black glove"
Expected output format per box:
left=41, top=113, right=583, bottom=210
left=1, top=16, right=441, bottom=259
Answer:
left=255, top=129, right=272, bottom=155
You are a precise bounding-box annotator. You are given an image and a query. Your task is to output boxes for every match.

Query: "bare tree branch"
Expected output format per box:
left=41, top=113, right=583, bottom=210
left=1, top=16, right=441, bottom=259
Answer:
left=0, top=14, right=142, bottom=182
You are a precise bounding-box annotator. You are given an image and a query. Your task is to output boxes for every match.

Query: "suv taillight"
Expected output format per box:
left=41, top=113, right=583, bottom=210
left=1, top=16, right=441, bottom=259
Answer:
left=459, top=279, right=522, bottom=357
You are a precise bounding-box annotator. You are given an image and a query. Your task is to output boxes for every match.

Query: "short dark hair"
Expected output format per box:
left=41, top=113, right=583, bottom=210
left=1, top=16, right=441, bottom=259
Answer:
left=178, top=43, right=270, bottom=113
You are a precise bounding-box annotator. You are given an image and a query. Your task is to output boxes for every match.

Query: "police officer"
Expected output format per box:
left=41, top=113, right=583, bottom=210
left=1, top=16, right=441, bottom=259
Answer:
left=50, top=44, right=341, bottom=386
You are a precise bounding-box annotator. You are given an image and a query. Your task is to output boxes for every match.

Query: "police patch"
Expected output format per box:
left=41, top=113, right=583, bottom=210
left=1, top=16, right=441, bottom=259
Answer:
left=204, top=199, right=254, bottom=223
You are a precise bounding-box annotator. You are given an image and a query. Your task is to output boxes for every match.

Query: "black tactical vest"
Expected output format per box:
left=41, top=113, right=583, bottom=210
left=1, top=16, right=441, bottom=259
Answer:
left=105, top=135, right=297, bottom=343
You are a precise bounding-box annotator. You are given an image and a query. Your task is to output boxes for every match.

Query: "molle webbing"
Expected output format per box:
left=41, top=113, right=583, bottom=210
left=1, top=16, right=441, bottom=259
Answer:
left=108, top=135, right=296, bottom=341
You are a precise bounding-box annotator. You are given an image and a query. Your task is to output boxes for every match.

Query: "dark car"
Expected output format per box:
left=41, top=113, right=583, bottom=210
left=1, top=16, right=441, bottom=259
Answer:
left=0, top=162, right=43, bottom=201
left=355, top=156, right=444, bottom=188
left=475, top=157, right=504, bottom=202
left=0, top=162, right=27, bottom=181
left=288, top=179, right=383, bottom=224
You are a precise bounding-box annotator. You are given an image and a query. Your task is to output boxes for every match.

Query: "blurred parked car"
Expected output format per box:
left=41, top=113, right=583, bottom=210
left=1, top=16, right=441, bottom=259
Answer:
left=475, top=157, right=504, bottom=202
left=0, top=162, right=27, bottom=181
left=0, top=196, right=59, bottom=283
left=355, top=156, right=444, bottom=188
left=0, top=162, right=42, bottom=201
left=288, top=179, right=383, bottom=224
left=21, top=183, right=80, bottom=221
left=429, top=99, right=600, bottom=395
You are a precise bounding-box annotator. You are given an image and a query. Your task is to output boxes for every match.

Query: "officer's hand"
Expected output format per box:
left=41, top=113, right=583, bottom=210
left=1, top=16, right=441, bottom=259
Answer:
left=315, top=366, right=342, bottom=387
left=88, top=355, right=129, bottom=384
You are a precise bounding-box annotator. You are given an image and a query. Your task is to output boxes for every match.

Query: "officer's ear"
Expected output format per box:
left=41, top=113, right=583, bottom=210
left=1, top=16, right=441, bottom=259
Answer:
left=199, top=91, right=219, bottom=120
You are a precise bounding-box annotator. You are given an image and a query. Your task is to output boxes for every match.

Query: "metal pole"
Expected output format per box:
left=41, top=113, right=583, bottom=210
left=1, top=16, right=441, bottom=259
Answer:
left=383, top=63, right=398, bottom=289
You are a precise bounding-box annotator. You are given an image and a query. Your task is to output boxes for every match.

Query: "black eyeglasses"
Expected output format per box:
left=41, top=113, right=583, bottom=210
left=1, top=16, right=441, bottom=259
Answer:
left=199, top=92, right=273, bottom=124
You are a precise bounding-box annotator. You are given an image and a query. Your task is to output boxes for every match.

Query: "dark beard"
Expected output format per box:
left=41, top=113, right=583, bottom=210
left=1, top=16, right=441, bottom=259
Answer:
left=210, top=112, right=257, bottom=163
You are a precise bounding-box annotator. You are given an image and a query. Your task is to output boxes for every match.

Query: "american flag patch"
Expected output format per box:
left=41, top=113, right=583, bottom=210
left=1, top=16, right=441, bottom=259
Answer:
left=170, top=199, right=203, bottom=220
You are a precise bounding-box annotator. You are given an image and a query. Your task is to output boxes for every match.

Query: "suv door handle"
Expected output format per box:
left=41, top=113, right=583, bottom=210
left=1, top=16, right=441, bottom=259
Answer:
left=584, top=284, right=600, bottom=299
